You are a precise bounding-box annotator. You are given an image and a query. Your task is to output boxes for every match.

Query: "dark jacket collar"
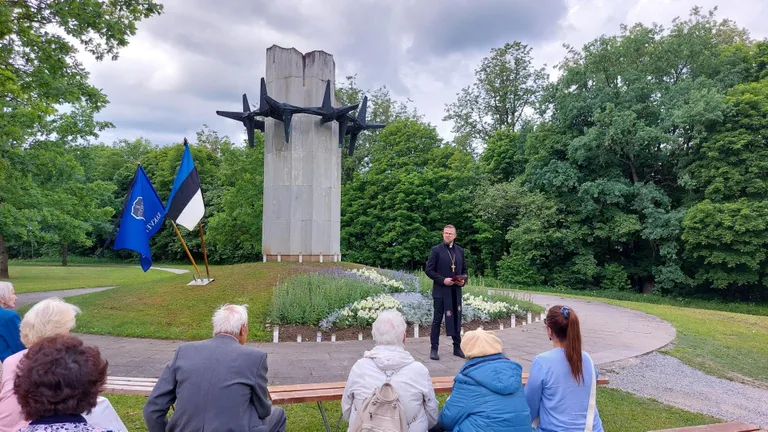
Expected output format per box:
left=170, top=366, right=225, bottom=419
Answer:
left=30, top=414, right=87, bottom=425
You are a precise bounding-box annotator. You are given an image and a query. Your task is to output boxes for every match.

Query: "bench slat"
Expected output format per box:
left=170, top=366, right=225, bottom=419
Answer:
left=101, top=375, right=609, bottom=402
left=647, top=423, right=761, bottom=432
left=107, top=376, right=159, bottom=383
left=269, top=378, right=609, bottom=405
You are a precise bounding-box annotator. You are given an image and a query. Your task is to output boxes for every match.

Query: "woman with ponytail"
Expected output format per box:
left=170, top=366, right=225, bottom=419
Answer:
left=524, top=305, right=604, bottom=432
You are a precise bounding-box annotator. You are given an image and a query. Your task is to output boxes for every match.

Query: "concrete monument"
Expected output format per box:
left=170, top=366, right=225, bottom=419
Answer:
left=215, top=45, right=386, bottom=262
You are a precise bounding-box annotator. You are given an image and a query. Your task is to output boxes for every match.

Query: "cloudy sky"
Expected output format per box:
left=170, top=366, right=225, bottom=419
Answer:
left=79, top=0, right=768, bottom=147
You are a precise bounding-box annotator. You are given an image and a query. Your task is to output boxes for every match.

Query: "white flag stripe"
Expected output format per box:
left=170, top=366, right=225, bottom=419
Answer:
left=175, top=189, right=205, bottom=231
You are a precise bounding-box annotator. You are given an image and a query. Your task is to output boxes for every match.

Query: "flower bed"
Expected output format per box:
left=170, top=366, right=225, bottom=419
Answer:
left=268, top=266, right=541, bottom=342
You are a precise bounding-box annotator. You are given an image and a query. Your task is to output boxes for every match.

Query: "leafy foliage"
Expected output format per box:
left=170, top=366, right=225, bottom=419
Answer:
left=5, top=5, right=768, bottom=304
left=0, top=0, right=162, bottom=277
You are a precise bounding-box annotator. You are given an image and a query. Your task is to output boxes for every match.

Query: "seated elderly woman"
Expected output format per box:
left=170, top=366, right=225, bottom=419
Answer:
left=0, top=297, right=126, bottom=432
left=0, top=282, right=24, bottom=363
left=431, top=328, right=532, bottom=432
left=342, top=309, right=439, bottom=432
left=14, top=335, right=111, bottom=432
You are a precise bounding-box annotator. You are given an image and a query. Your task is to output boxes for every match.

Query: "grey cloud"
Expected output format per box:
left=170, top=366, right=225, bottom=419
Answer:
left=404, top=0, right=569, bottom=58
left=86, top=0, right=573, bottom=146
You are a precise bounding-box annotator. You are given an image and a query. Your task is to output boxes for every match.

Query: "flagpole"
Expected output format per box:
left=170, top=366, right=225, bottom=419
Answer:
left=172, top=221, right=202, bottom=278
left=198, top=221, right=211, bottom=279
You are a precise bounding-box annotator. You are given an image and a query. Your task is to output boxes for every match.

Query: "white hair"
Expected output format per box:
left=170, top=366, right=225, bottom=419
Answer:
left=0, top=282, right=14, bottom=308
left=372, top=309, right=407, bottom=347
left=20, top=297, right=81, bottom=347
left=212, top=304, right=249, bottom=336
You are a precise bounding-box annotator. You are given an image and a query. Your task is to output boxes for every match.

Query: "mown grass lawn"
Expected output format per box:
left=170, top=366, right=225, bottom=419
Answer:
left=486, top=284, right=768, bottom=387
left=3, top=263, right=185, bottom=293
left=60, top=262, right=352, bottom=341
left=106, top=387, right=722, bottom=432
left=601, top=299, right=768, bottom=387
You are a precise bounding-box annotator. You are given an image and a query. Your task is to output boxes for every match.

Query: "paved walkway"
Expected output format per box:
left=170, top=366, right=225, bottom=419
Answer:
left=74, top=292, right=676, bottom=385
left=145, top=267, right=190, bottom=274
left=16, top=287, right=117, bottom=308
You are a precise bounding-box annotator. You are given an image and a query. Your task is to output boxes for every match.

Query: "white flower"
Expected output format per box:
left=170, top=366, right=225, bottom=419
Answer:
left=348, top=268, right=405, bottom=291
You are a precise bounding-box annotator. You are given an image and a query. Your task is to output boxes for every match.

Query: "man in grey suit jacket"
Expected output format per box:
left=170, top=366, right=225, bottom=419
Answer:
left=143, top=304, right=286, bottom=432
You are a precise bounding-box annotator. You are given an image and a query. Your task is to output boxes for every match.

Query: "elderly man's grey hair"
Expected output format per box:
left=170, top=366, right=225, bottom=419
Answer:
left=212, top=304, right=249, bottom=336
left=0, top=281, right=14, bottom=308
left=20, top=297, right=81, bottom=347
left=372, top=309, right=407, bottom=347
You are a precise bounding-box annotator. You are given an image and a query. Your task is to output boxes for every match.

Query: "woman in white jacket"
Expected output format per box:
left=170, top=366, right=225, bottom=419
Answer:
left=342, top=309, right=439, bottom=432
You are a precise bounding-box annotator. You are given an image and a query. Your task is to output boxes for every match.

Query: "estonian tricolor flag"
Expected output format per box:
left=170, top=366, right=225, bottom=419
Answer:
left=166, top=142, right=205, bottom=230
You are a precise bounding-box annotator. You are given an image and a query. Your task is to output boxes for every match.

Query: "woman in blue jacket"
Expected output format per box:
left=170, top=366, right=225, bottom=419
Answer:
left=0, top=282, right=24, bottom=362
left=432, top=328, right=532, bottom=432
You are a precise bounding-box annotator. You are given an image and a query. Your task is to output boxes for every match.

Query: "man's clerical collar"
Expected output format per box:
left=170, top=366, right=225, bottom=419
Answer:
left=446, top=242, right=453, bottom=248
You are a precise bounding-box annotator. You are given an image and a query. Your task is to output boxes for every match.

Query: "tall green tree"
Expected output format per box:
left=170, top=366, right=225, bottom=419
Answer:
left=0, top=0, right=163, bottom=278
left=335, top=75, right=421, bottom=184
left=341, top=118, right=482, bottom=270
left=444, top=42, right=548, bottom=146
left=495, top=8, right=753, bottom=294
left=206, top=130, right=265, bottom=263
left=682, top=70, right=768, bottom=300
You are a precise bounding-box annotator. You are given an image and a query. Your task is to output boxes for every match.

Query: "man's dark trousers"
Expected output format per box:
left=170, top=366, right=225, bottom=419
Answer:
left=430, top=298, right=461, bottom=350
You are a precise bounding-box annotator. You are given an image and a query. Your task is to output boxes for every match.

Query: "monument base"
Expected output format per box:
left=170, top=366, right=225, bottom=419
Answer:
left=187, top=278, right=215, bottom=286
left=262, top=254, right=342, bottom=263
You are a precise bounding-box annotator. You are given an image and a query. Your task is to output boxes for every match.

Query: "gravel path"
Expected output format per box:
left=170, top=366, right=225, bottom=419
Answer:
left=601, top=352, right=768, bottom=428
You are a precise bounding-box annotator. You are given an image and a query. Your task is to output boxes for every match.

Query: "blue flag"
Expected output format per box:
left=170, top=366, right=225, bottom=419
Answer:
left=114, top=165, right=166, bottom=271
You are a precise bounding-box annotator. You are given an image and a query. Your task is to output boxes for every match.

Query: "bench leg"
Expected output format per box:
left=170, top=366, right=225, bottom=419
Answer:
left=317, top=401, right=332, bottom=432
left=335, top=411, right=345, bottom=432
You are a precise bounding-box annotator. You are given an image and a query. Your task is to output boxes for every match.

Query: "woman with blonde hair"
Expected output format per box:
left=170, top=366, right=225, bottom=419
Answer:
left=525, top=305, right=604, bottom=432
left=0, top=282, right=24, bottom=363
left=0, top=297, right=126, bottom=432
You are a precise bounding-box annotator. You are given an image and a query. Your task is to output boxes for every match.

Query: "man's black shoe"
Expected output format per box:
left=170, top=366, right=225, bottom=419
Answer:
left=453, top=347, right=466, bottom=358
left=430, top=348, right=440, bottom=360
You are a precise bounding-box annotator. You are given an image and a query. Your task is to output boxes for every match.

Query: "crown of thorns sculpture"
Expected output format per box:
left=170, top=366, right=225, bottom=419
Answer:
left=216, top=78, right=385, bottom=156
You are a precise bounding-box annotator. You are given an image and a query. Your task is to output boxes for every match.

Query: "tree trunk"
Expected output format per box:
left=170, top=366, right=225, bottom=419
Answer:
left=0, top=235, right=9, bottom=279
left=641, top=277, right=655, bottom=294
left=61, top=243, right=68, bottom=267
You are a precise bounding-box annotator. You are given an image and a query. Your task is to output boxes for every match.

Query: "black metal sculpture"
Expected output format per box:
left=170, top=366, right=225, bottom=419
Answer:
left=303, top=80, right=359, bottom=147
left=343, top=96, right=385, bottom=156
left=215, top=93, right=265, bottom=149
left=216, top=77, right=386, bottom=153
left=215, top=78, right=272, bottom=148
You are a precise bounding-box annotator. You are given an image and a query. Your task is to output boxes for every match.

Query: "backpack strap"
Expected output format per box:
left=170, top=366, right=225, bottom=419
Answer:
left=584, top=353, right=597, bottom=432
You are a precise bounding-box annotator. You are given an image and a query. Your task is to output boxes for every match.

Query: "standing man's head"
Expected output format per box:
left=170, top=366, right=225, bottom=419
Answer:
left=212, top=304, right=249, bottom=345
left=442, top=224, right=457, bottom=246
left=0, top=281, right=16, bottom=309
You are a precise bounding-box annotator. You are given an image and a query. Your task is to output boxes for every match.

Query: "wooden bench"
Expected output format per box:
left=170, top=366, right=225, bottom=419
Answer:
left=104, top=374, right=610, bottom=432
left=648, top=423, right=763, bottom=432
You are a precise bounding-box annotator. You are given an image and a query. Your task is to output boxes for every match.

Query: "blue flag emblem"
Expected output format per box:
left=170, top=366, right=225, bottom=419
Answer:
left=114, top=166, right=166, bottom=271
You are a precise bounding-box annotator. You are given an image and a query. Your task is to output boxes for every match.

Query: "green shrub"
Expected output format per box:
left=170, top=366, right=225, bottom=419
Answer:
left=269, top=274, right=382, bottom=326
left=601, top=264, right=632, bottom=291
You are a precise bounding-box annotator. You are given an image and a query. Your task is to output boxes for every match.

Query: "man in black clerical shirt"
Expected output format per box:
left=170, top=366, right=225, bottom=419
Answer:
left=424, top=224, right=467, bottom=361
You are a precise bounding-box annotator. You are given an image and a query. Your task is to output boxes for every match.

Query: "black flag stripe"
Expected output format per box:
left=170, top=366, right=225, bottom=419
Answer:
left=166, top=167, right=201, bottom=221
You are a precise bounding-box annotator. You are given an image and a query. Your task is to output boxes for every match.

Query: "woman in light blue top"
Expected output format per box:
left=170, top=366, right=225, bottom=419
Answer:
left=524, top=305, right=604, bottom=432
